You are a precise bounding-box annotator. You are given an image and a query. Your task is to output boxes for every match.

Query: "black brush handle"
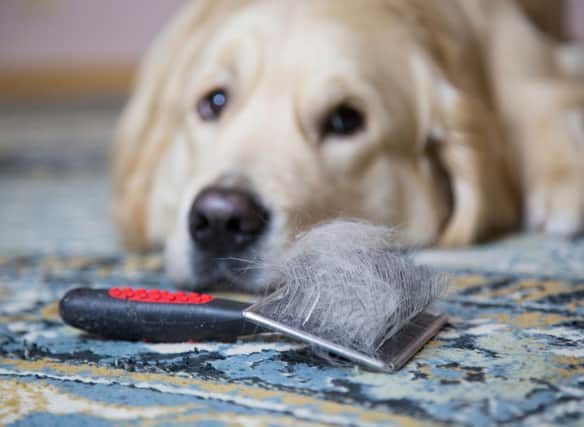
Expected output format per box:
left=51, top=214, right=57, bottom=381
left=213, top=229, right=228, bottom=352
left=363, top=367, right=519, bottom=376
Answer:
left=59, top=287, right=257, bottom=342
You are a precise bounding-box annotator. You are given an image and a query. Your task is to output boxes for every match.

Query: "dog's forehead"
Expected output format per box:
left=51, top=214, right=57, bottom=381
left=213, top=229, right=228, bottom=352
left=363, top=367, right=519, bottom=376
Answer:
left=213, top=1, right=396, bottom=53
left=202, top=0, right=404, bottom=83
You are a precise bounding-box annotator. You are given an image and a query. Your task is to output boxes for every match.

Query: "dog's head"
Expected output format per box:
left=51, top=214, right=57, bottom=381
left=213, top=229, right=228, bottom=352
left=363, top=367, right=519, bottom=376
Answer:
left=113, top=0, right=518, bottom=291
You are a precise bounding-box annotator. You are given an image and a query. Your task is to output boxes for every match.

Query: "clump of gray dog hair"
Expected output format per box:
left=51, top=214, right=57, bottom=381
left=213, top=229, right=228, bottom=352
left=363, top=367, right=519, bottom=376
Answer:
left=253, top=220, right=446, bottom=357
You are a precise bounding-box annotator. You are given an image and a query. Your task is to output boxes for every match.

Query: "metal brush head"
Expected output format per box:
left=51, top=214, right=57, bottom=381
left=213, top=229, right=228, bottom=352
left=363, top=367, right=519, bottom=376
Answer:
left=243, top=307, right=447, bottom=372
left=243, top=220, right=448, bottom=372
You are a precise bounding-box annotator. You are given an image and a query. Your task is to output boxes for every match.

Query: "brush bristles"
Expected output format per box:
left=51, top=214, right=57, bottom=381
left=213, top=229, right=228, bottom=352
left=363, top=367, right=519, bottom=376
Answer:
left=253, top=220, right=446, bottom=357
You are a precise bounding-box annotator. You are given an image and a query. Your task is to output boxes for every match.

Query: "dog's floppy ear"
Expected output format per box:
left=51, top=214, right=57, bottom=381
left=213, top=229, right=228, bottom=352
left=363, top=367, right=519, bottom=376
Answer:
left=112, top=0, right=250, bottom=251
left=488, top=0, right=584, bottom=235
left=411, top=52, right=520, bottom=246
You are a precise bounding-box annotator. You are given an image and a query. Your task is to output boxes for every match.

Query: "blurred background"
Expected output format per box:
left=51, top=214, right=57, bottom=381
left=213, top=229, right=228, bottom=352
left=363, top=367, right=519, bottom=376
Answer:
left=0, top=0, right=187, bottom=254
left=0, top=0, right=583, bottom=255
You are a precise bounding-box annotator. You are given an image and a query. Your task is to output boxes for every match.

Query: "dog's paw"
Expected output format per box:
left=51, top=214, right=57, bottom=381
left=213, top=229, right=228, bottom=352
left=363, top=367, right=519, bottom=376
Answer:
left=526, top=175, right=584, bottom=237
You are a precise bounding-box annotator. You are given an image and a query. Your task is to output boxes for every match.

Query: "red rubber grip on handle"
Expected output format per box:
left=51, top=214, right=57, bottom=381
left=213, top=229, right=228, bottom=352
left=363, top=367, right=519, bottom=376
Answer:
left=108, top=287, right=214, bottom=304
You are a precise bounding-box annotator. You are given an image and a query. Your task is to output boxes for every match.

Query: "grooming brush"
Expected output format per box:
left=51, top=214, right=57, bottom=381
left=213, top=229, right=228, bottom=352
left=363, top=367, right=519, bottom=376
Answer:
left=60, top=221, right=448, bottom=372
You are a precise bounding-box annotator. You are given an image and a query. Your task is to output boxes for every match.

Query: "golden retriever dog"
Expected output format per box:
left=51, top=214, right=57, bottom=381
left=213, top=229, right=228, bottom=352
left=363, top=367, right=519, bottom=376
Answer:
left=113, top=0, right=584, bottom=291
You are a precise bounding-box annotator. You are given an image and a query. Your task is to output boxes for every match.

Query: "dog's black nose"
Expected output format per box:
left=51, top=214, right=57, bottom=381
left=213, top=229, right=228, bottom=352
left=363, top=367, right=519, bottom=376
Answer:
left=189, top=187, right=269, bottom=254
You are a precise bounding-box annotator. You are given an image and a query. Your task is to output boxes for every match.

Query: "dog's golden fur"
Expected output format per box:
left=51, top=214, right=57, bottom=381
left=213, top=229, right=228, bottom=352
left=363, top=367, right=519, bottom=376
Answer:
left=113, top=0, right=584, bottom=289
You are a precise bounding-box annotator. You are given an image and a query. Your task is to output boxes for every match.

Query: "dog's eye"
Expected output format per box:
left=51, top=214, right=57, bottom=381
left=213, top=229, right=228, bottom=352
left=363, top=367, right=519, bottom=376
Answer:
left=322, top=104, right=365, bottom=138
left=197, top=89, right=228, bottom=121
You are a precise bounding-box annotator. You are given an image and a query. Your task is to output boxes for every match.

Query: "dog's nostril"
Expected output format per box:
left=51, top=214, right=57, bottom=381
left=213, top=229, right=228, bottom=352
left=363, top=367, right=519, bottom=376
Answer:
left=188, top=187, right=269, bottom=254
left=193, top=214, right=209, bottom=231
left=226, top=217, right=241, bottom=233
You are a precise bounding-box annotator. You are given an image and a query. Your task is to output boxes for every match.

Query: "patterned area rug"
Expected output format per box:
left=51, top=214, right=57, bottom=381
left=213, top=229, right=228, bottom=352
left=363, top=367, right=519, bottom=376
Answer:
left=0, top=252, right=583, bottom=426
left=0, top=102, right=583, bottom=426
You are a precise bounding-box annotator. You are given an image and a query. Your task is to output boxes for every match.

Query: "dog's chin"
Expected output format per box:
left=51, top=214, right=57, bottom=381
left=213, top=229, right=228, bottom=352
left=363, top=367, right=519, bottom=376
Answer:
left=183, top=257, right=272, bottom=293
left=165, top=240, right=275, bottom=293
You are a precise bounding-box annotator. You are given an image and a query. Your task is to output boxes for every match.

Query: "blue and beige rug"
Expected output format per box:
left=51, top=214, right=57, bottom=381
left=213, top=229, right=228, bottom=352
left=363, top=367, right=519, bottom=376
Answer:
left=0, top=103, right=583, bottom=426
left=1, top=247, right=583, bottom=426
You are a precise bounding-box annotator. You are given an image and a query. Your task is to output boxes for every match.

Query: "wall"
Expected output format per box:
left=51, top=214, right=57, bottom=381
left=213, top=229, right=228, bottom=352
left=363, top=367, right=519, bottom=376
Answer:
left=0, top=0, right=186, bottom=68
left=0, top=0, right=186, bottom=98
